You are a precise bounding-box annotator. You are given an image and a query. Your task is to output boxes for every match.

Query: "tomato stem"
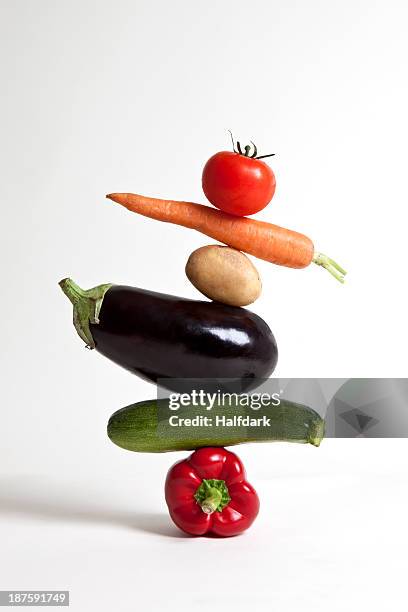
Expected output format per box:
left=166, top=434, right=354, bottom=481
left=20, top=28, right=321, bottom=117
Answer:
left=255, top=153, right=276, bottom=159
left=228, top=129, right=237, bottom=153
left=227, top=130, right=274, bottom=159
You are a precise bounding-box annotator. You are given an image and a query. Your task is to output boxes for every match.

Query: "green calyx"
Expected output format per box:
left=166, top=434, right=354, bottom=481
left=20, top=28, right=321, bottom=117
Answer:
left=194, top=479, right=231, bottom=515
left=58, top=278, right=113, bottom=349
left=228, top=130, right=275, bottom=160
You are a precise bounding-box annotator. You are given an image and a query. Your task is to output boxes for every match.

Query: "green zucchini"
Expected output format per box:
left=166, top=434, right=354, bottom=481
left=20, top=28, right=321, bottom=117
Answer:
left=107, top=398, right=325, bottom=452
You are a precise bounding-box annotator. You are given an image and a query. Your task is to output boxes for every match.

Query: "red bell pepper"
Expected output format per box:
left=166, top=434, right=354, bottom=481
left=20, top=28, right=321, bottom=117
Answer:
left=165, top=447, right=260, bottom=537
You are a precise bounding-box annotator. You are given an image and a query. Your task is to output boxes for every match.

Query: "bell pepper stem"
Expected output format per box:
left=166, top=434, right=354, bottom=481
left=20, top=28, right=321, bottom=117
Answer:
left=59, top=278, right=113, bottom=349
left=194, top=478, right=231, bottom=515
left=200, top=487, right=223, bottom=514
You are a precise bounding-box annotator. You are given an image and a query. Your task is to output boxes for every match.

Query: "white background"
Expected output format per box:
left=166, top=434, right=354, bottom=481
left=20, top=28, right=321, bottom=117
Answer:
left=1, top=1, right=407, bottom=610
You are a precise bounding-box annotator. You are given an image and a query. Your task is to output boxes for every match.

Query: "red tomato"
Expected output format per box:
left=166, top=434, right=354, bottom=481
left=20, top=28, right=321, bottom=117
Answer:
left=202, top=150, right=276, bottom=216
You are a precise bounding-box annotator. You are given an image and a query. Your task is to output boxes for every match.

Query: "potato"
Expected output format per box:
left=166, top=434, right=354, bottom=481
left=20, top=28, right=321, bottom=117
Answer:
left=185, top=245, right=262, bottom=307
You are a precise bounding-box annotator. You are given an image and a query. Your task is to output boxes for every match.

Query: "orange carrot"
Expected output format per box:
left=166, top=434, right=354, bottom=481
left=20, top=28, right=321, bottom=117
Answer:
left=106, top=193, right=346, bottom=282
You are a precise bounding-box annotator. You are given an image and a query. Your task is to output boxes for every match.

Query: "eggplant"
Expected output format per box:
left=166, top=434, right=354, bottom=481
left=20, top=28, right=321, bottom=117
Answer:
left=59, top=278, right=278, bottom=391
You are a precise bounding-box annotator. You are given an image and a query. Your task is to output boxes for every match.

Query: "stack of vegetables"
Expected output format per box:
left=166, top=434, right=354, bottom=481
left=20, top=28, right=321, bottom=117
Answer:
left=60, top=134, right=344, bottom=536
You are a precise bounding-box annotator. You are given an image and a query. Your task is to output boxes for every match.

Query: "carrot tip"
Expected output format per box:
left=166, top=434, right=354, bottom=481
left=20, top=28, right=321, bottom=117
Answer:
left=106, top=193, right=124, bottom=205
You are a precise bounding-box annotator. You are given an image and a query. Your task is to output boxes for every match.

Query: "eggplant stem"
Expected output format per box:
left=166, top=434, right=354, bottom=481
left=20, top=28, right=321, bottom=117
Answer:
left=59, top=278, right=113, bottom=348
left=312, top=253, right=347, bottom=283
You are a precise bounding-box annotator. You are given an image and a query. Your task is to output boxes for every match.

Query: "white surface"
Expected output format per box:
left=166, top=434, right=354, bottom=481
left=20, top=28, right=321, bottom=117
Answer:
left=1, top=1, right=408, bottom=610
left=2, top=441, right=408, bottom=611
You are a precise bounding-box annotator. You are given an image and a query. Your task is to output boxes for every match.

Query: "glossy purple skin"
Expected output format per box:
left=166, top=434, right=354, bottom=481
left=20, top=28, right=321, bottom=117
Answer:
left=90, top=285, right=278, bottom=391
